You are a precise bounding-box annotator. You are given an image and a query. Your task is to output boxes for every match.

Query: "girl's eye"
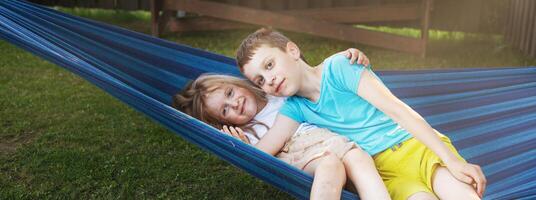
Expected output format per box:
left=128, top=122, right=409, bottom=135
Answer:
left=222, top=106, right=228, bottom=116
left=226, top=88, right=233, bottom=97
left=257, top=77, right=264, bottom=86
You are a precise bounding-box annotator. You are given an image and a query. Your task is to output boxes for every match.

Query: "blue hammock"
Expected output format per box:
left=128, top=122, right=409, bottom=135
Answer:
left=1, top=1, right=535, bottom=199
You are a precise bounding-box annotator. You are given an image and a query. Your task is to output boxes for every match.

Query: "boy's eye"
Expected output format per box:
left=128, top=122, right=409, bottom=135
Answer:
left=267, top=61, right=273, bottom=69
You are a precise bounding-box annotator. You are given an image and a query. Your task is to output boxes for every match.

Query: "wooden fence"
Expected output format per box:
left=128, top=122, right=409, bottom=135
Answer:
left=505, top=0, right=536, bottom=58
left=152, top=0, right=432, bottom=56
left=30, top=0, right=506, bottom=34
left=29, top=0, right=516, bottom=57
left=29, top=0, right=151, bottom=10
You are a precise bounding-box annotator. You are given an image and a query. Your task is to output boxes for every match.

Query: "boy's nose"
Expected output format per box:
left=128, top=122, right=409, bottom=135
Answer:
left=268, top=76, right=276, bottom=86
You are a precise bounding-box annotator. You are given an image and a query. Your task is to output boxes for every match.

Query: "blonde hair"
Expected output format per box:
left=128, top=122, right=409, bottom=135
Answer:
left=172, top=74, right=268, bottom=141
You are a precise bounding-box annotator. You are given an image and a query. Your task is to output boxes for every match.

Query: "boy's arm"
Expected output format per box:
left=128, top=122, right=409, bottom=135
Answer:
left=253, top=114, right=300, bottom=156
left=356, top=70, right=487, bottom=197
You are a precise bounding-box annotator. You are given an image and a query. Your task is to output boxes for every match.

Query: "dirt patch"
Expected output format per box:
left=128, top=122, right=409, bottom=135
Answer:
left=0, top=129, right=38, bottom=154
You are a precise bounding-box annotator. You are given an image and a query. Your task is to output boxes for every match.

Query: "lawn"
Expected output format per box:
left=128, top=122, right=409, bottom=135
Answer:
left=1, top=7, right=535, bottom=199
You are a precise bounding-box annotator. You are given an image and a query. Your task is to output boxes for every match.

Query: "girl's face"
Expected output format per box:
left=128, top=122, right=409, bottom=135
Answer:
left=204, top=83, right=260, bottom=125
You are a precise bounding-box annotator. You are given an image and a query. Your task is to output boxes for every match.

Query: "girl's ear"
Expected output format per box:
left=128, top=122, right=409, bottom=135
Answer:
left=286, top=42, right=301, bottom=61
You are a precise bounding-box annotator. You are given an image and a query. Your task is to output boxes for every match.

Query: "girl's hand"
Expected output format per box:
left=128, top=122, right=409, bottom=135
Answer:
left=446, top=160, right=487, bottom=198
left=340, top=48, right=370, bottom=66
left=221, top=125, right=250, bottom=144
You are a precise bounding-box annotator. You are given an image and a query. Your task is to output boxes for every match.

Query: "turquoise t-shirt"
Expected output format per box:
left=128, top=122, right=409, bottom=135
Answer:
left=280, top=54, right=412, bottom=155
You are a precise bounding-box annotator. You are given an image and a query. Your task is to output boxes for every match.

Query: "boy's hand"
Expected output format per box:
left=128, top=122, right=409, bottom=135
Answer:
left=340, top=48, right=370, bottom=66
left=446, top=160, right=487, bottom=198
left=221, top=125, right=250, bottom=144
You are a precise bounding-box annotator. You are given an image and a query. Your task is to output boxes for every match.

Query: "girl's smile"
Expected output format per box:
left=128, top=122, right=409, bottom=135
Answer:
left=204, top=83, right=262, bottom=125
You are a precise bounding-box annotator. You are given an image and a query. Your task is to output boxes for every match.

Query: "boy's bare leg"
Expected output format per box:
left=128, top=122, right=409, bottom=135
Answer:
left=407, top=192, right=437, bottom=200
left=342, top=148, right=391, bottom=200
left=433, top=167, right=481, bottom=200
left=303, top=153, right=347, bottom=200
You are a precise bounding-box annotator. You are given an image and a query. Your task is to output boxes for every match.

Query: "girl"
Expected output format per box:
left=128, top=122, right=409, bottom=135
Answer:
left=172, top=49, right=390, bottom=200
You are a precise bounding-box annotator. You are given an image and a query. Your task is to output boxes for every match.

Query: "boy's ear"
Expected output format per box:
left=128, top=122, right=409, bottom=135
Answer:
left=286, top=42, right=301, bottom=60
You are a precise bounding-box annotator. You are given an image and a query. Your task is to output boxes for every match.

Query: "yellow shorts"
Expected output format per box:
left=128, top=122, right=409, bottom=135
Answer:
left=373, top=135, right=465, bottom=200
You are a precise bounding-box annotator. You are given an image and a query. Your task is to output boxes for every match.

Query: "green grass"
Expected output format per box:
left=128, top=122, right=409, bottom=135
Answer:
left=1, top=8, right=536, bottom=199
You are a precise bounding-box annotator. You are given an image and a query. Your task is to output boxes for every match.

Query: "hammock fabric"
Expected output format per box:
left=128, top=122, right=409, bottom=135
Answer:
left=1, top=1, right=535, bottom=199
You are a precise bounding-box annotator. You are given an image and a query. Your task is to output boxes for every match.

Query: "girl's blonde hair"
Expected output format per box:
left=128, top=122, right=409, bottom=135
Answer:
left=172, top=74, right=268, bottom=141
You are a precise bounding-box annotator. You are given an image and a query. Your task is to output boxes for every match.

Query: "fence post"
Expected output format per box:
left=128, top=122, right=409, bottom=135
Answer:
left=150, top=0, right=162, bottom=37
left=420, top=0, right=432, bottom=58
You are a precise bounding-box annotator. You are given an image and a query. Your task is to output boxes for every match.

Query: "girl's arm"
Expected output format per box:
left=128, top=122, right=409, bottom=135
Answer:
left=357, top=69, right=487, bottom=197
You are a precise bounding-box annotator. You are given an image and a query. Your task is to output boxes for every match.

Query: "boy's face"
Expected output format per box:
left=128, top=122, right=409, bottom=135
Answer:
left=242, top=43, right=302, bottom=97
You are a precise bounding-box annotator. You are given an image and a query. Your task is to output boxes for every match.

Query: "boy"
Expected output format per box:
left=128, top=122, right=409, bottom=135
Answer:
left=235, top=28, right=486, bottom=200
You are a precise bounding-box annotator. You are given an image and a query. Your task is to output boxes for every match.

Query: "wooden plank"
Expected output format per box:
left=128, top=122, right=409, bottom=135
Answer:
left=140, top=0, right=151, bottom=10
left=460, top=0, right=482, bottom=33
left=164, top=0, right=424, bottom=54
left=519, top=0, right=528, bottom=52
left=117, top=0, right=139, bottom=10
left=523, top=0, right=534, bottom=54
left=334, top=0, right=358, bottom=7
left=532, top=9, right=536, bottom=57
left=516, top=0, right=526, bottom=50
left=310, top=0, right=333, bottom=8
left=78, top=0, right=98, bottom=8
left=525, top=1, right=536, bottom=54
left=510, top=0, right=517, bottom=47
left=420, top=0, right=431, bottom=58
left=168, top=17, right=253, bottom=32
left=356, top=0, right=380, bottom=6
left=57, top=0, right=76, bottom=7
left=29, top=0, right=56, bottom=6
left=240, top=0, right=262, bottom=9
left=504, top=0, right=513, bottom=43
left=512, top=0, right=521, bottom=49
left=288, top=0, right=309, bottom=9
left=96, top=0, right=116, bottom=9
left=280, top=4, right=420, bottom=23
left=523, top=0, right=530, bottom=51
left=263, top=0, right=287, bottom=11
left=150, top=0, right=162, bottom=37
left=517, top=0, right=523, bottom=48
left=159, top=10, right=175, bottom=34
left=224, top=0, right=240, bottom=5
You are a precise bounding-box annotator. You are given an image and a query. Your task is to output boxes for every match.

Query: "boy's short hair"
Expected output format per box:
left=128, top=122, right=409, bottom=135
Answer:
left=236, top=28, right=306, bottom=71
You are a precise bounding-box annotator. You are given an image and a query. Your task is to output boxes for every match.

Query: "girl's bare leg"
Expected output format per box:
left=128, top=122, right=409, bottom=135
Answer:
left=342, top=148, right=391, bottom=200
left=303, top=153, right=347, bottom=200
